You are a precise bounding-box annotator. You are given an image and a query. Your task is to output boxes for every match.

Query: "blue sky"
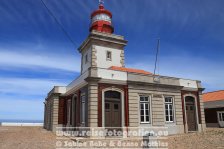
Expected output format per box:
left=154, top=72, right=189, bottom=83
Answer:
left=0, top=0, right=224, bottom=120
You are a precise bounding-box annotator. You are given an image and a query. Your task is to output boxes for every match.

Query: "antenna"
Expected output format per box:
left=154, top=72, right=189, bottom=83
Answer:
left=153, top=39, right=160, bottom=82
left=99, top=0, right=104, bottom=5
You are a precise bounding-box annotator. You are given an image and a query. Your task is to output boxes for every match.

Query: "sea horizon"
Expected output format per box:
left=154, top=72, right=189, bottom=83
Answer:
left=0, top=119, right=43, bottom=123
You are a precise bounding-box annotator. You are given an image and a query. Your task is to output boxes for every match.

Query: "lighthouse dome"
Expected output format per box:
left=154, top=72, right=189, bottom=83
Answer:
left=89, top=2, right=114, bottom=34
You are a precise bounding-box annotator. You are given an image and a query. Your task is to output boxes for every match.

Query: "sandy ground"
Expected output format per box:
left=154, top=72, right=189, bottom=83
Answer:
left=0, top=126, right=56, bottom=149
left=168, top=128, right=224, bottom=149
left=0, top=126, right=224, bottom=149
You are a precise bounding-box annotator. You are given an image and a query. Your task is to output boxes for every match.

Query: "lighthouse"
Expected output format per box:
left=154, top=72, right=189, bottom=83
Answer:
left=44, top=0, right=206, bottom=136
left=89, top=0, right=114, bottom=33
left=78, top=0, right=127, bottom=75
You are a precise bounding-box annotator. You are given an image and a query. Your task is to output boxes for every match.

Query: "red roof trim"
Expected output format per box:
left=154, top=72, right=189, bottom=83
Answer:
left=109, top=66, right=152, bottom=75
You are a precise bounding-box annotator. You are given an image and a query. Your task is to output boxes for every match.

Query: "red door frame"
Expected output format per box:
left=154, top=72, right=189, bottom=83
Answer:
left=98, top=83, right=129, bottom=127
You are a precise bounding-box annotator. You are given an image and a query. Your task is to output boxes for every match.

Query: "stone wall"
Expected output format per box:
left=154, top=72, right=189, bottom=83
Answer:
left=44, top=95, right=60, bottom=132
left=198, top=92, right=207, bottom=131
left=88, top=82, right=98, bottom=127
left=52, top=96, right=59, bottom=132
left=128, top=84, right=184, bottom=134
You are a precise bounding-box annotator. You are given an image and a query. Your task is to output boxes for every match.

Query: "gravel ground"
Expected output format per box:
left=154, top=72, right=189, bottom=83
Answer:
left=168, top=128, right=224, bottom=149
left=0, top=126, right=56, bottom=149
left=0, top=126, right=223, bottom=149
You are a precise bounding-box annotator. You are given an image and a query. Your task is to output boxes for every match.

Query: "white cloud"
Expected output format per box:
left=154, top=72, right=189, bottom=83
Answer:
left=0, top=77, right=68, bottom=120
left=0, top=50, right=80, bottom=72
left=0, top=77, right=67, bottom=96
left=0, top=43, right=80, bottom=120
left=127, top=54, right=224, bottom=92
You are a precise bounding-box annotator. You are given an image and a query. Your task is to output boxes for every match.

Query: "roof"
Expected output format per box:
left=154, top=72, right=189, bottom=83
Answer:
left=109, top=66, right=152, bottom=75
left=202, top=90, right=224, bottom=102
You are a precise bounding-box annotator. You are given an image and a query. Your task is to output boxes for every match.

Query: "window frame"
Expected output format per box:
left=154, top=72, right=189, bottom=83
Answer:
left=106, top=51, right=112, bottom=61
left=81, top=94, right=86, bottom=125
left=164, top=96, right=175, bottom=123
left=218, top=112, right=224, bottom=122
left=67, top=99, right=71, bottom=125
left=139, top=95, right=151, bottom=124
left=85, top=54, right=88, bottom=64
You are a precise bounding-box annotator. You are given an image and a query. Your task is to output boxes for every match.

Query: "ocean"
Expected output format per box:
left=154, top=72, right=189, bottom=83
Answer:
left=0, top=119, right=43, bottom=123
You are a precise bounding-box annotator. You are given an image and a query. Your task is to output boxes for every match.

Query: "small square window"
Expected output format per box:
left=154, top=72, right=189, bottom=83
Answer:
left=106, top=51, right=112, bottom=61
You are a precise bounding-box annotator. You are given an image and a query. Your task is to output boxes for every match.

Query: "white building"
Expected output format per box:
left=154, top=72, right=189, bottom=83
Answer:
left=44, top=2, right=206, bottom=136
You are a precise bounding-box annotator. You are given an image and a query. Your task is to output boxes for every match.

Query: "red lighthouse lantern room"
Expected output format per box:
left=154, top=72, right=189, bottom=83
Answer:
left=89, top=1, right=114, bottom=34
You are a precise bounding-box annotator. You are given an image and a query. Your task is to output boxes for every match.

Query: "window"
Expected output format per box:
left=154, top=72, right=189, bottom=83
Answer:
left=140, top=96, right=150, bottom=123
left=114, top=104, right=119, bottom=110
left=85, top=54, right=88, bottom=64
left=218, top=112, right=224, bottom=121
left=165, top=97, right=174, bottom=122
left=92, top=14, right=111, bottom=23
left=81, top=95, right=85, bottom=125
left=105, top=91, right=120, bottom=99
left=106, top=51, right=112, bottom=61
left=67, top=99, right=71, bottom=125
left=105, top=103, right=110, bottom=109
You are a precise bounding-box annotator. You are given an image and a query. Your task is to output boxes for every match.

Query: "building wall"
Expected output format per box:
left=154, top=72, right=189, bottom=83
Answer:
left=44, top=98, right=53, bottom=130
left=179, top=79, right=198, bottom=88
left=88, top=82, right=98, bottom=127
left=97, top=68, right=127, bottom=81
left=52, top=96, right=60, bottom=132
left=81, top=46, right=92, bottom=73
left=204, top=100, right=224, bottom=109
left=44, top=95, right=60, bottom=132
left=58, top=97, right=66, bottom=126
left=128, top=84, right=185, bottom=135
left=57, top=87, right=89, bottom=128
left=204, top=107, right=224, bottom=127
left=198, top=92, right=207, bottom=131
left=95, top=45, right=123, bottom=68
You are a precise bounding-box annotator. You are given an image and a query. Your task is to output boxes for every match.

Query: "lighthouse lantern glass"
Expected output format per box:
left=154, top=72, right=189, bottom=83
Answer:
left=92, top=14, right=111, bottom=23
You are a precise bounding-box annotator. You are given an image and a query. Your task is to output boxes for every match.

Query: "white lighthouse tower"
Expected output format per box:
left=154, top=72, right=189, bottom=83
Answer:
left=79, top=1, right=127, bottom=75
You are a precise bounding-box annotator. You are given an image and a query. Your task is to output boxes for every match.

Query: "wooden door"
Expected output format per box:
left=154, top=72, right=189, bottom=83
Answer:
left=186, top=104, right=197, bottom=131
left=105, top=101, right=121, bottom=128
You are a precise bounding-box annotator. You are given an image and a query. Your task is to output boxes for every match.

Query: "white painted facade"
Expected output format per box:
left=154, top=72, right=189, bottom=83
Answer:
left=81, top=46, right=92, bottom=74
left=54, top=86, right=66, bottom=93
left=179, top=79, right=198, bottom=88
left=97, top=68, right=127, bottom=81
left=95, top=45, right=122, bottom=68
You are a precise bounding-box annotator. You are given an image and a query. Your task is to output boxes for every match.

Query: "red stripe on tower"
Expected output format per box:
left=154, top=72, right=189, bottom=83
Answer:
left=89, top=1, right=114, bottom=34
